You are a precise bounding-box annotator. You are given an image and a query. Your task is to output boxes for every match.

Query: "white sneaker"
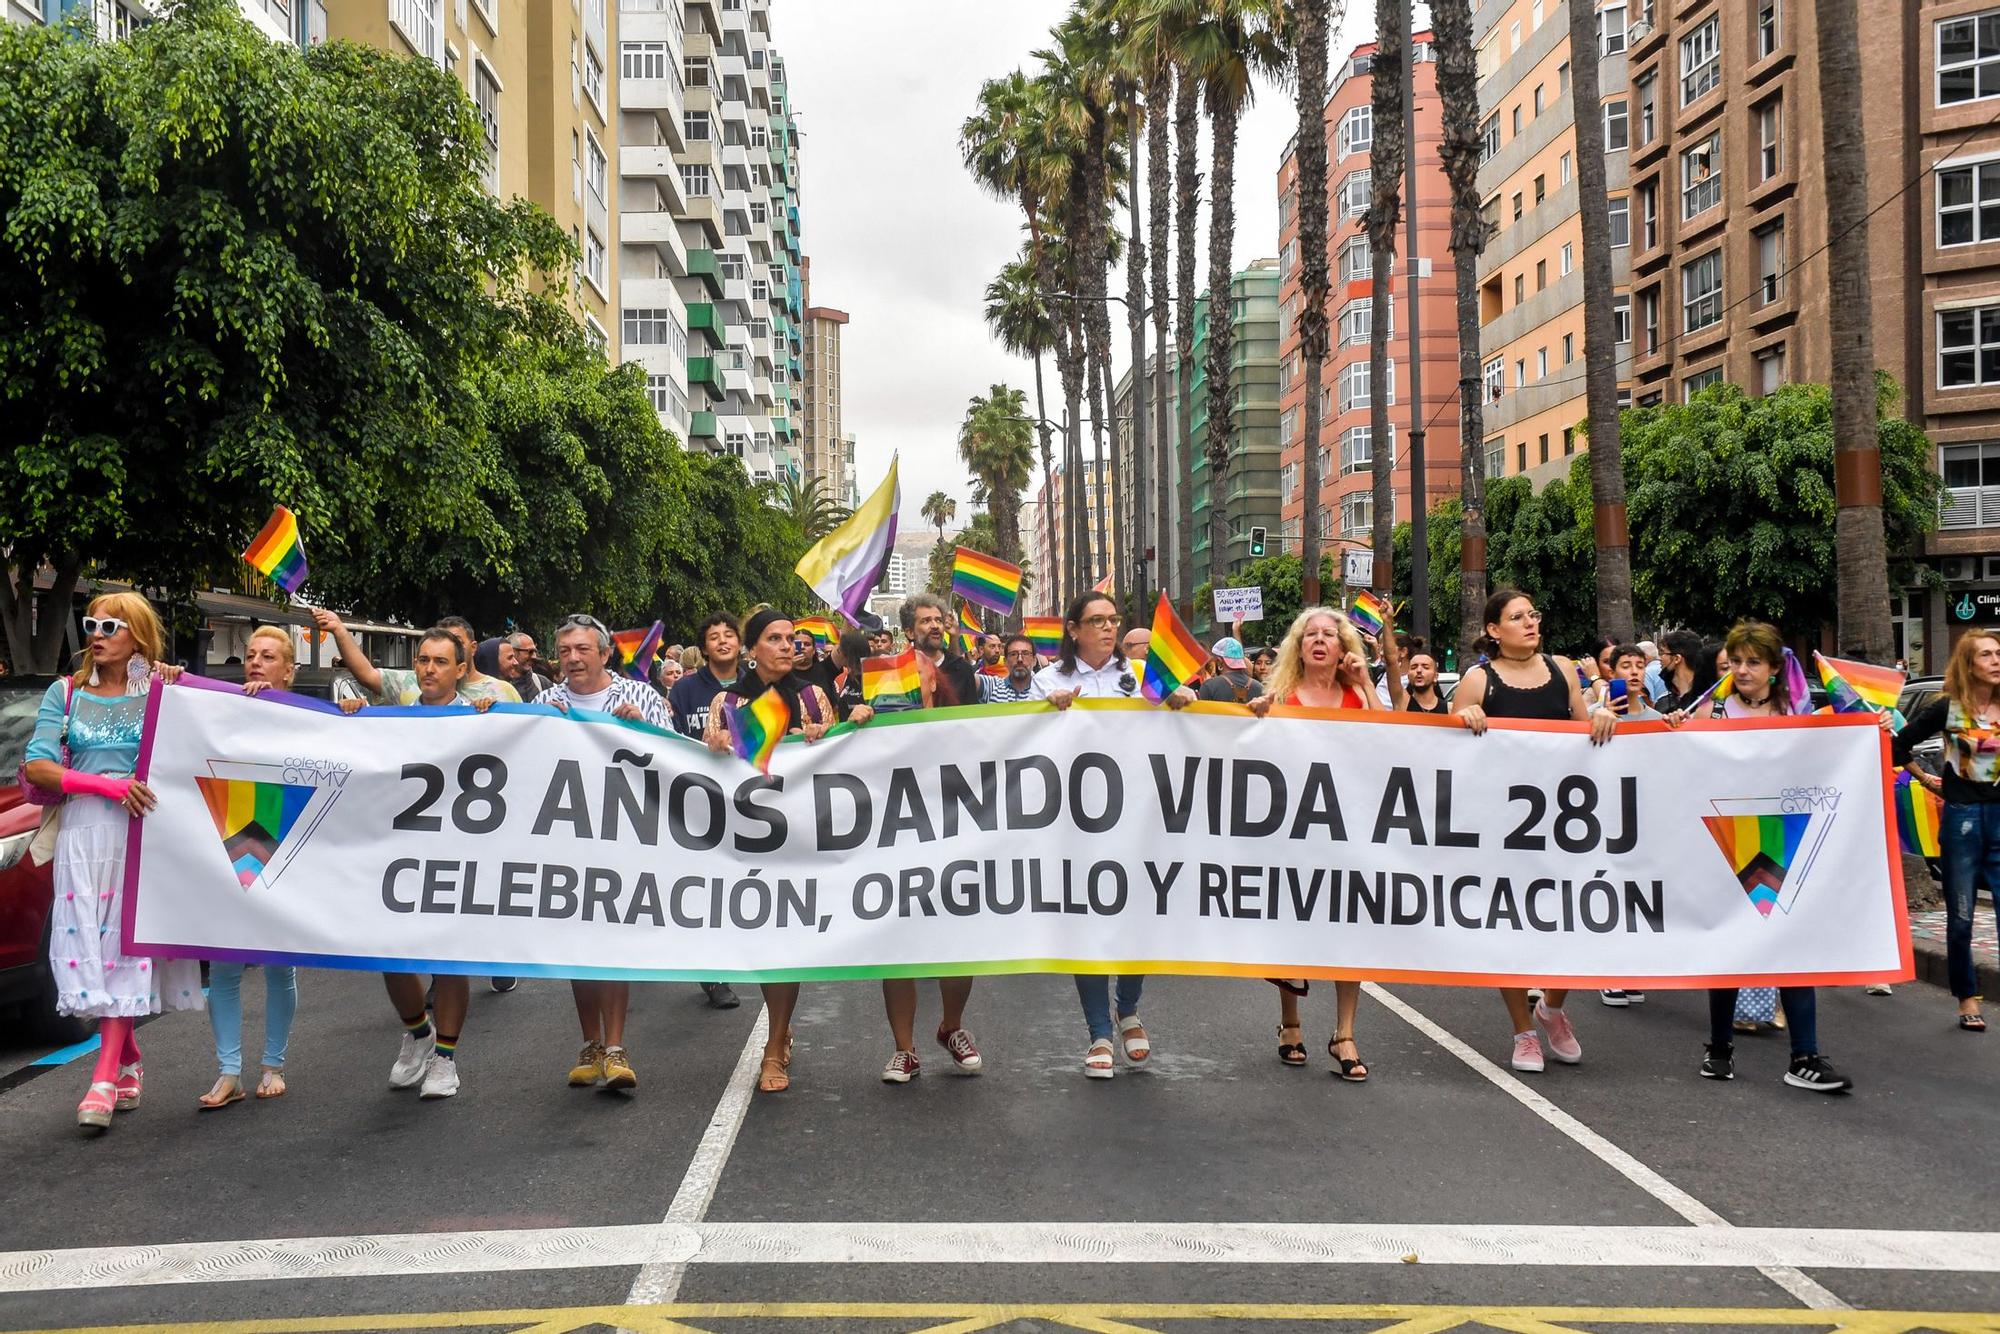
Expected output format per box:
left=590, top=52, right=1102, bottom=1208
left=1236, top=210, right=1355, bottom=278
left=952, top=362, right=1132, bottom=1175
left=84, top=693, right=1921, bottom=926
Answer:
left=390, top=1031, right=434, bottom=1088
left=418, top=1053, right=459, bottom=1099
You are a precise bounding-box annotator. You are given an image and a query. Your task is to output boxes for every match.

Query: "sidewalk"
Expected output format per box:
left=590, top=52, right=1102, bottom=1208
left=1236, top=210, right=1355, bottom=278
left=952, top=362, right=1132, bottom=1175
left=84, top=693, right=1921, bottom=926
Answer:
left=1908, top=901, right=2000, bottom=1000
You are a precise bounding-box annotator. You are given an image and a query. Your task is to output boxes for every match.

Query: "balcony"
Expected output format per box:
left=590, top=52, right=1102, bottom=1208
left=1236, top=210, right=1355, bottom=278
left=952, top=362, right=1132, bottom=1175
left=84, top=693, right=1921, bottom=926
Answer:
left=688, top=357, right=722, bottom=389
left=1942, top=487, right=2000, bottom=530
left=689, top=410, right=717, bottom=440
left=621, top=210, right=689, bottom=274
left=687, top=302, right=728, bottom=345
left=620, top=144, right=677, bottom=185
left=622, top=79, right=687, bottom=138
left=685, top=248, right=723, bottom=297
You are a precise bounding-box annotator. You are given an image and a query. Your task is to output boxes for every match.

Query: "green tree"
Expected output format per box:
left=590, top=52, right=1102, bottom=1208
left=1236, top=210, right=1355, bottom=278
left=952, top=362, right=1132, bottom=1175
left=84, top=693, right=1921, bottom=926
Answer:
left=653, top=453, right=814, bottom=638
left=772, top=473, right=852, bottom=544
left=1193, top=549, right=1340, bottom=644
left=1619, top=378, right=1940, bottom=636
left=1481, top=465, right=1597, bottom=653
left=959, top=384, right=1037, bottom=573
left=984, top=248, right=1062, bottom=567
left=1392, top=499, right=1465, bottom=662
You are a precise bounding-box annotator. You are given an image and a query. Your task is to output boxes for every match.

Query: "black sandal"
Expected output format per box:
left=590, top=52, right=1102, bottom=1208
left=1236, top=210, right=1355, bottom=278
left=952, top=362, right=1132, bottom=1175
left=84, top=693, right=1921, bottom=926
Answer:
left=1329, top=1033, right=1370, bottom=1083
left=1960, top=1012, right=1987, bottom=1032
left=1277, top=1025, right=1307, bottom=1067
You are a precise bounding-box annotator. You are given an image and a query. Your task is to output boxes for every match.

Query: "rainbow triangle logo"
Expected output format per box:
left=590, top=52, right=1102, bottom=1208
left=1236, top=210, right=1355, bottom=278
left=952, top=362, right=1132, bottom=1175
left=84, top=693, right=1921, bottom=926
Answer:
left=1701, top=812, right=1814, bottom=918
left=196, top=777, right=316, bottom=890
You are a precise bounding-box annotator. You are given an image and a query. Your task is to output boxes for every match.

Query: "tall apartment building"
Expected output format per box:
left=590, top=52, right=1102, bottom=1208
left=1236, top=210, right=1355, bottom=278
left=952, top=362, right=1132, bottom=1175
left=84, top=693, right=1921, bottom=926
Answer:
left=1277, top=33, right=1465, bottom=553
left=1472, top=1, right=1630, bottom=486
left=327, top=0, right=619, bottom=351
left=803, top=302, right=854, bottom=505
left=9, top=0, right=323, bottom=46
left=1111, top=353, right=1182, bottom=605
left=1188, top=259, right=1284, bottom=585
left=1029, top=456, right=1116, bottom=617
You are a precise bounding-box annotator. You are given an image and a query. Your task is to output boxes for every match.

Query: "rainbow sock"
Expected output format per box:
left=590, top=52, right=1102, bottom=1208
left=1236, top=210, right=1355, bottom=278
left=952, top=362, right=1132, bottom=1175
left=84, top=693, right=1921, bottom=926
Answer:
left=403, top=1012, right=432, bottom=1041
left=433, top=1034, right=458, bottom=1061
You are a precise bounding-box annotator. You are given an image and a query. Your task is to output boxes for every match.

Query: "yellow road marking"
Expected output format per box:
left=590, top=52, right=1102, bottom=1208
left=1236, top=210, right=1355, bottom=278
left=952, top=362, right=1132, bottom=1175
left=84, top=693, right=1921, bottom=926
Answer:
left=21, top=1304, right=2000, bottom=1334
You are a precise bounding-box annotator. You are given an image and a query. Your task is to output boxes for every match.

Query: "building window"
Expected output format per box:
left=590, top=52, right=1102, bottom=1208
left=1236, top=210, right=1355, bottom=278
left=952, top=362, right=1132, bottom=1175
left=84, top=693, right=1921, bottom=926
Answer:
left=1485, top=437, right=1505, bottom=478
left=1635, top=73, right=1658, bottom=147
left=750, top=200, right=769, bottom=226
left=1562, top=332, right=1575, bottom=364
left=1484, top=355, right=1504, bottom=403
left=1338, top=105, right=1373, bottom=159
left=719, top=253, right=746, bottom=282
left=1341, top=492, right=1373, bottom=537
left=473, top=60, right=501, bottom=189
left=1757, top=0, right=1780, bottom=60
left=391, top=0, right=440, bottom=62
left=1341, top=237, right=1372, bottom=280
left=1601, top=3, right=1627, bottom=55
left=1340, top=297, right=1389, bottom=346
left=1684, top=367, right=1723, bottom=400
left=685, top=55, right=710, bottom=87
left=1534, top=174, right=1546, bottom=204
left=1279, top=238, right=1299, bottom=280
left=1341, top=169, right=1372, bottom=217
left=1539, top=433, right=1550, bottom=464
left=1515, top=358, right=1526, bottom=388
left=1681, top=132, right=1721, bottom=220
left=681, top=164, right=712, bottom=197
left=1637, top=179, right=1659, bottom=248
left=1280, top=461, right=1298, bottom=499
left=1563, top=426, right=1576, bottom=455
left=583, top=229, right=607, bottom=292
left=1682, top=250, right=1723, bottom=334
left=1604, top=99, right=1629, bottom=151
left=585, top=130, right=607, bottom=202
left=1560, top=152, right=1572, bottom=185
left=621, top=41, right=669, bottom=80
left=1939, top=161, right=2000, bottom=247
left=1478, top=114, right=1500, bottom=164
left=571, top=130, right=582, bottom=203
left=1639, top=287, right=1661, bottom=353
left=1517, top=442, right=1528, bottom=472
left=1940, top=305, right=2000, bottom=387
left=1614, top=293, right=1632, bottom=344
left=1559, top=60, right=1571, bottom=94
left=1756, top=220, right=1786, bottom=305
left=1938, top=11, right=2000, bottom=105
left=1680, top=17, right=1720, bottom=105
left=1609, top=195, right=1631, bottom=247
left=1755, top=345, right=1787, bottom=394
left=1515, top=273, right=1526, bottom=304
left=1512, top=104, right=1523, bottom=136
left=1336, top=361, right=1393, bottom=412
left=751, top=123, right=768, bottom=149
left=1537, top=347, right=1549, bottom=379
left=1756, top=99, right=1782, bottom=182
left=1940, top=441, right=2000, bottom=528
left=1342, top=425, right=1394, bottom=473
left=685, top=110, right=711, bottom=141
left=1560, top=242, right=1574, bottom=276
left=1534, top=84, right=1546, bottom=116
left=1536, top=258, right=1547, bottom=291
left=583, top=43, right=605, bottom=111
left=1512, top=191, right=1524, bottom=221
left=624, top=309, right=689, bottom=359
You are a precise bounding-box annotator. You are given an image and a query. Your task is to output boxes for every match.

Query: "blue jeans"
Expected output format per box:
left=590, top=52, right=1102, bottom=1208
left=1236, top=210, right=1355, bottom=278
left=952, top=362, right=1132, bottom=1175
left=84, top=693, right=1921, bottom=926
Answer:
left=1939, top=801, right=1998, bottom=1000
left=208, top=963, right=298, bottom=1074
left=1074, top=974, right=1144, bottom=1042
left=1709, top=987, right=1816, bottom=1056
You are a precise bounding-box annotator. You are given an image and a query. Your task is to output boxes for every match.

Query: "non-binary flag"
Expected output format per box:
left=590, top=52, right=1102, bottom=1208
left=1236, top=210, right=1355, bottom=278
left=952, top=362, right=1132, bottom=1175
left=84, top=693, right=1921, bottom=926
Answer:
left=1022, top=617, right=1063, bottom=657
left=241, top=505, right=309, bottom=594
left=796, top=457, right=900, bottom=618
left=1895, top=772, right=1943, bottom=858
left=952, top=547, right=1024, bottom=615
left=862, top=648, right=922, bottom=707
left=1815, top=653, right=1905, bottom=714
left=1139, top=592, right=1206, bottom=705
left=195, top=777, right=315, bottom=888
left=726, top=689, right=791, bottom=775
left=1349, top=589, right=1393, bottom=639
left=610, top=621, right=664, bottom=681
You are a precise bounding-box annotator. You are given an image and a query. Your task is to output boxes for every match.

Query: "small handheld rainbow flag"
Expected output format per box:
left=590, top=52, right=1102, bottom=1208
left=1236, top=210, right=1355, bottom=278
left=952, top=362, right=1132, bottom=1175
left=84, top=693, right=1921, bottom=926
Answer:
left=955, top=601, right=984, bottom=654
left=1895, top=771, right=1942, bottom=858
left=1139, top=591, right=1206, bottom=704
left=1816, top=653, right=1904, bottom=714
left=242, top=505, right=309, bottom=593
left=795, top=615, right=836, bottom=646
left=952, top=547, right=1024, bottom=615
left=726, top=689, right=791, bottom=774
left=862, top=648, right=922, bottom=706
left=1022, top=616, right=1063, bottom=656
left=1349, top=589, right=1393, bottom=639
left=610, top=621, right=664, bottom=681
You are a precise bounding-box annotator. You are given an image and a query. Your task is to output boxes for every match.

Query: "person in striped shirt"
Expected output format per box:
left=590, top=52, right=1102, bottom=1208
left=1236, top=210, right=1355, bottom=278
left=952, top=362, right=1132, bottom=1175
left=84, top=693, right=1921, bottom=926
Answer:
left=980, top=634, right=1040, bottom=702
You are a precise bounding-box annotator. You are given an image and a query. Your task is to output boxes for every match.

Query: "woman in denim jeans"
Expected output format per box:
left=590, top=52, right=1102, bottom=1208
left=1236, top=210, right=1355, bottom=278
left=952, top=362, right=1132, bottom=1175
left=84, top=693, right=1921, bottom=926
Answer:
left=1894, top=630, right=2000, bottom=1033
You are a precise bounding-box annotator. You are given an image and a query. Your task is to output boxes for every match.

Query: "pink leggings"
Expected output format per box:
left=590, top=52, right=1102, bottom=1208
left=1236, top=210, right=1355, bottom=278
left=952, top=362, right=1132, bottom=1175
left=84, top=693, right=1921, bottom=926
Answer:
left=88, top=1017, right=140, bottom=1087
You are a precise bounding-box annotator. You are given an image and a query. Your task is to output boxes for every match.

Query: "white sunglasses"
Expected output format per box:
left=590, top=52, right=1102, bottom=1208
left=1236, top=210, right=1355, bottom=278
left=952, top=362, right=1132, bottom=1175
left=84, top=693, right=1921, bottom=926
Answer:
left=82, top=616, right=129, bottom=639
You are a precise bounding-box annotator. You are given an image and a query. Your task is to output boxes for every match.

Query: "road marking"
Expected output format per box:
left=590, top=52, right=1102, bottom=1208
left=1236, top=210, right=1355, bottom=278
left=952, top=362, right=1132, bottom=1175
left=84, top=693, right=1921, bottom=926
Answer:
left=21, top=1302, right=2000, bottom=1334
left=1365, top=982, right=1848, bottom=1311
left=3, top=1222, right=1999, bottom=1293
left=622, top=1003, right=768, bottom=1308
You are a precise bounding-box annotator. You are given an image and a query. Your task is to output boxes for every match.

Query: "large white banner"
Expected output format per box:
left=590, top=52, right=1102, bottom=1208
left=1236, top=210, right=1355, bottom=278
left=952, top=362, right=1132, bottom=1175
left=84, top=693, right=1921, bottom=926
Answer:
left=125, top=678, right=1912, bottom=987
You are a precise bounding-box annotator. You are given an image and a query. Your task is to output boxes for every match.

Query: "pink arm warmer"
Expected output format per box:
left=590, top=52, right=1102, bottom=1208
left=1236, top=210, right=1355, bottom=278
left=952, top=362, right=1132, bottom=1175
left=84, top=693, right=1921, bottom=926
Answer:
left=60, top=770, right=132, bottom=802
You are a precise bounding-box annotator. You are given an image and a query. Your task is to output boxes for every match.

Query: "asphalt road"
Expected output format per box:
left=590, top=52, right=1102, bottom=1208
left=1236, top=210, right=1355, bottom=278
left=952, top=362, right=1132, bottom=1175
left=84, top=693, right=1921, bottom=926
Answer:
left=1, top=965, right=1996, bottom=1333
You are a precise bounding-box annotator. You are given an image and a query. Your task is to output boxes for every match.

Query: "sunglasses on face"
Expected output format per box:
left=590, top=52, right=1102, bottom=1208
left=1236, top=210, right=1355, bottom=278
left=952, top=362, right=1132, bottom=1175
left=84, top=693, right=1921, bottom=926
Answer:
left=82, top=617, right=128, bottom=639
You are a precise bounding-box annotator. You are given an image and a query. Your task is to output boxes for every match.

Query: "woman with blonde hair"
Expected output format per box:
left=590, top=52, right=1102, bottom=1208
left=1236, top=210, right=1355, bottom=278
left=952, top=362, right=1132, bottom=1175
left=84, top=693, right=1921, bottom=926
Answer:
left=199, top=625, right=302, bottom=1109
left=1249, top=606, right=1383, bottom=1080
left=22, top=592, right=203, bottom=1132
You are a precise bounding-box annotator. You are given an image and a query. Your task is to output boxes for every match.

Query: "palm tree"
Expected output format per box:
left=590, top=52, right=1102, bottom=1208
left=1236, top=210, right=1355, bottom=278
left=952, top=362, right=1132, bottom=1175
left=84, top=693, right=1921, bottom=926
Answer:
left=921, top=491, right=958, bottom=576
left=1285, top=0, right=1335, bottom=604
left=1431, top=0, right=1488, bottom=665
left=959, top=385, right=1038, bottom=593
left=985, top=249, right=1064, bottom=583
left=1567, top=0, right=1632, bottom=640
left=1121, top=3, right=1179, bottom=608
left=1816, top=0, right=1891, bottom=661
left=774, top=473, right=851, bottom=543
left=1179, top=0, right=1287, bottom=589
left=1367, top=0, right=1407, bottom=601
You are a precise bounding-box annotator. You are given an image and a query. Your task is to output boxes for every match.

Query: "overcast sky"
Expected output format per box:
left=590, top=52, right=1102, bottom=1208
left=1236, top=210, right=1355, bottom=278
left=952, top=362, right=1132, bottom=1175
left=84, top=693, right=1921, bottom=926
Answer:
left=780, top=2, right=1394, bottom=534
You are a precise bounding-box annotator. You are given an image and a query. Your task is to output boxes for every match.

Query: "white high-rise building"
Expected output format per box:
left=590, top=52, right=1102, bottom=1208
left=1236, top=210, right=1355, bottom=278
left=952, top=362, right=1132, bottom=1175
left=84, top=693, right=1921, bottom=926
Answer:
left=9, top=0, right=324, bottom=46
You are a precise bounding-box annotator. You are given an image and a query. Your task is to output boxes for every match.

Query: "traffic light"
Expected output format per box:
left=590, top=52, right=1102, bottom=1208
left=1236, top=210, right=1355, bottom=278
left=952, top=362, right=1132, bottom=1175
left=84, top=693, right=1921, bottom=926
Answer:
left=1249, top=525, right=1267, bottom=557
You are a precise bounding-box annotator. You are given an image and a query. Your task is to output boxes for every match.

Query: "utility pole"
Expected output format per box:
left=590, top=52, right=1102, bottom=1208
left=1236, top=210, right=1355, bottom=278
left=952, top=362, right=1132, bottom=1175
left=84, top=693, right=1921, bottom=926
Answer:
left=1402, top=20, right=1430, bottom=643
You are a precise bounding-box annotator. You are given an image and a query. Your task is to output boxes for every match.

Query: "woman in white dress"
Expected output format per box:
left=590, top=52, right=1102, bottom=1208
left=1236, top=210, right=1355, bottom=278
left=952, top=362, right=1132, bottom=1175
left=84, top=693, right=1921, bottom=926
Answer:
left=23, top=592, right=203, bottom=1132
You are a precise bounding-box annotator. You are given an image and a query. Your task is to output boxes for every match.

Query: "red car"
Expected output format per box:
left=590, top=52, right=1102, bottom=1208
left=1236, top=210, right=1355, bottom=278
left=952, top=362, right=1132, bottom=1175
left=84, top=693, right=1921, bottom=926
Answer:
left=0, top=675, right=88, bottom=1045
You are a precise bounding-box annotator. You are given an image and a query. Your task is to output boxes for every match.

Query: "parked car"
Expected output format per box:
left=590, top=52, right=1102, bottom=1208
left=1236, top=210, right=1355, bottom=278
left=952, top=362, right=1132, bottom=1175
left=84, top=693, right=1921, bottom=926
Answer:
left=1899, top=676, right=1946, bottom=778
left=0, top=675, right=88, bottom=1045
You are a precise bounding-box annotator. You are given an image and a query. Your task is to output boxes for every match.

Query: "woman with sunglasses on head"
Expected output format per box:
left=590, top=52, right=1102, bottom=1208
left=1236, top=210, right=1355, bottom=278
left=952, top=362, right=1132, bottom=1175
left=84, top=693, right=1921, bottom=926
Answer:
left=704, top=607, right=833, bottom=1094
left=1031, top=591, right=1195, bottom=1079
left=1452, top=589, right=1616, bottom=1075
left=23, top=594, right=203, bottom=1133
left=1247, top=606, right=1383, bottom=1081
left=197, top=626, right=304, bottom=1109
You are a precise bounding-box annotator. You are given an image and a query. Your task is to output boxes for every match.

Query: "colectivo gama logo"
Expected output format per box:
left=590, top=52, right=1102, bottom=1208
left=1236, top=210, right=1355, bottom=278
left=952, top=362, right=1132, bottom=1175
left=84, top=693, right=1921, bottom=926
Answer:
left=194, top=757, right=350, bottom=891
left=1700, top=787, right=1840, bottom=918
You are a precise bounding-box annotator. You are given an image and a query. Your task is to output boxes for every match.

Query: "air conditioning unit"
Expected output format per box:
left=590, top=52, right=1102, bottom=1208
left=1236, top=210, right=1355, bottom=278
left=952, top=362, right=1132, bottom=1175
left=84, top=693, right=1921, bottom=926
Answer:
left=1941, top=556, right=1976, bottom=582
left=1629, top=19, right=1653, bottom=41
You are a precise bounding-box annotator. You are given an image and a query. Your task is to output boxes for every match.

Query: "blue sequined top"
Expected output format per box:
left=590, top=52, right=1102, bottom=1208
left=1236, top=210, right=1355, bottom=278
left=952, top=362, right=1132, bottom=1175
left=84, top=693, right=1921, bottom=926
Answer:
left=26, top=680, right=147, bottom=776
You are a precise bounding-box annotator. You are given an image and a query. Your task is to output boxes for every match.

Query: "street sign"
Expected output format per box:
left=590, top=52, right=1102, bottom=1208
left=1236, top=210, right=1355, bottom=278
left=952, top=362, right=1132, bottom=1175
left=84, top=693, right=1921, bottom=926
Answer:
left=1343, top=549, right=1374, bottom=587
left=1213, top=586, right=1264, bottom=622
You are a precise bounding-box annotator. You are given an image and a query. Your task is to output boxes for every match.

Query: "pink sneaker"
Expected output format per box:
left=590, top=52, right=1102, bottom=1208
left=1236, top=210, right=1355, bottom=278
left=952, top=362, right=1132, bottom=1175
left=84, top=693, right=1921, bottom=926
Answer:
left=1510, top=1031, right=1545, bottom=1072
left=1536, top=1001, right=1582, bottom=1064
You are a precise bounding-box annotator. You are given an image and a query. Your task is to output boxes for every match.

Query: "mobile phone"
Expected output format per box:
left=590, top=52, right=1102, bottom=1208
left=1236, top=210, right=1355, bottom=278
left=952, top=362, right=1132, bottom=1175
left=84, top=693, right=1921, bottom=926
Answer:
left=1607, top=677, right=1629, bottom=712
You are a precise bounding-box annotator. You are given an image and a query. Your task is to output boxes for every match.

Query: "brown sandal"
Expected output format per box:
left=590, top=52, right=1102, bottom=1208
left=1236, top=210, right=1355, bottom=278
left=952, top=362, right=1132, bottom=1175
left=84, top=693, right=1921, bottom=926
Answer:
left=758, top=1057, right=790, bottom=1093
left=198, top=1074, right=245, bottom=1110
left=1277, top=1025, right=1307, bottom=1067
left=256, top=1069, right=287, bottom=1099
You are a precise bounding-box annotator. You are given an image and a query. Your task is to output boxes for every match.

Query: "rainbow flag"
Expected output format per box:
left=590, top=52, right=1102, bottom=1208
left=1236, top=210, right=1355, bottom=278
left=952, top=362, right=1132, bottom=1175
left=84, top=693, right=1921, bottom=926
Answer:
left=610, top=621, right=664, bottom=680
left=242, top=505, right=309, bottom=593
left=956, top=601, right=984, bottom=654
left=1092, top=572, right=1113, bottom=594
left=726, top=689, right=790, bottom=774
left=1895, top=772, right=1943, bottom=858
left=1349, top=590, right=1393, bottom=639
left=195, top=777, right=314, bottom=888
left=1702, top=812, right=1813, bottom=917
left=1816, top=653, right=1904, bottom=714
left=863, top=648, right=922, bottom=706
left=1139, top=591, right=1206, bottom=704
left=795, top=615, right=836, bottom=646
left=1022, top=616, right=1063, bottom=656
left=952, top=547, right=1024, bottom=615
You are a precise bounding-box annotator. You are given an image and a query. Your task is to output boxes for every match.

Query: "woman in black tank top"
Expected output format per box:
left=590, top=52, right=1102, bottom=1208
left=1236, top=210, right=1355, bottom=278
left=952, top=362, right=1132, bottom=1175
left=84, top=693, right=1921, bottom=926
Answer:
left=1452, top=590, right=1619, bottom=1077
